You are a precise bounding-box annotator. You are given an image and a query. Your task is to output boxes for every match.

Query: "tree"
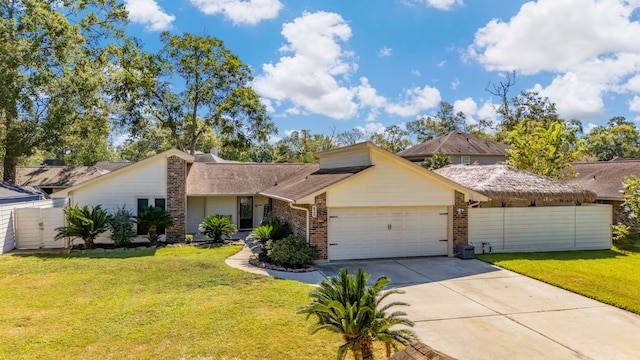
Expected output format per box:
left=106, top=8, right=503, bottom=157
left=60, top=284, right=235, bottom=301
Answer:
left=506, top=121, right=583, bottom=178
left=274, top=129, right=336, bottom=163
left=622, top=176, right=640, bottom=226
left=583, top=117, right=640, bottom=161
left=421, top=153, right=452, bottom=170
left=369, top=125, right=412, bottom=153
left=297, top=268, right=416, bottom=360
left=198, top=215, right=238, bottom=243
left=336, top=127, right=368, bottom=146
left=115, top=32, right=276, bottom=156
left=0, top=0, right=127, bottom=181
left=136, top=206, right=174, bottom=244
left=55, top=204, right=110, bottom=249
left=406, top=101, right=472, bottom=142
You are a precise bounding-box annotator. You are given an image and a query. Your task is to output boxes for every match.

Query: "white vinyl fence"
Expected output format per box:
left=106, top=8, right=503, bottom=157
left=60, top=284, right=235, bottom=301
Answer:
left=468, top=204, right=612, bottom=253
left=0, top=198, right=67, bottom=254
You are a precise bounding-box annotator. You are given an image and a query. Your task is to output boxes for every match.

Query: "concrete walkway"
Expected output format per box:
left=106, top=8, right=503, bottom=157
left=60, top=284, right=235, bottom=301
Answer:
left=226, top=244, right=640, bottom=360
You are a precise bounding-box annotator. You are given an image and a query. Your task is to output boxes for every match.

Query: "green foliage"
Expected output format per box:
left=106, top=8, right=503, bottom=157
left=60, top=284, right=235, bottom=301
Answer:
left=267, top=235, right=318, bottom=268
left=506, top=121, right=582, bottom=178
left=185, top=234, right=193, bottom=244
left=274, top=129, right=336, bottom=163
left=253, top=214, right=292, bottom=244
left=421, top=153, right=452, bottom=170
left=406, top=101, right=478, bottom=142
left=622, top=176, right=640, bottom=226
left=583, top=117, right=640, bottom=161
left=114, top=32, right=276, bottom=156
left=368, top=125, right=412, bottom=153
left=55, top=204, right=110, bottom=248
left=198, top=215, right=238, bottom=243
left=108, top=205, right=137, bottom=246
left=297, top=268, right=416, bottom=360
left=612, top=224, right=638, bottom=247
left=0, top=0, right=127, bottom=181
left=136, top=206, right=173, bottom=243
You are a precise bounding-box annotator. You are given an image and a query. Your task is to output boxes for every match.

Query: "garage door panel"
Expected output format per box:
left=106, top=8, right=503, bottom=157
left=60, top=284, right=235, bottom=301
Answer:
left=328, top=207, right=447, bottom=260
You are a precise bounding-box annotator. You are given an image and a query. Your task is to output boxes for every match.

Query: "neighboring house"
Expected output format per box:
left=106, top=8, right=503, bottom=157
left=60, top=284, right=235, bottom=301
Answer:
left=560, top=160, right=640, bottom=226
left=94, top=160, right=133, bottom=172
left=15, top=166, right=109, bottom=194
left=397, top=131, right=512, bottom=165
left=0, top=182, right=47, bottom=204
left=50, top=144, right=612, bottom=259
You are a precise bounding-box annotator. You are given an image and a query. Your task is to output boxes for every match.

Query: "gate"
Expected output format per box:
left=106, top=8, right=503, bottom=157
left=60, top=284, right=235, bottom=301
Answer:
left=15, top=207, right=66, bottom=249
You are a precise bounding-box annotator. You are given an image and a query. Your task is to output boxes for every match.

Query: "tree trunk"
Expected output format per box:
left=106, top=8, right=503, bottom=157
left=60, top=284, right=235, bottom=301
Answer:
left=361, top=337, right=375, bottom=360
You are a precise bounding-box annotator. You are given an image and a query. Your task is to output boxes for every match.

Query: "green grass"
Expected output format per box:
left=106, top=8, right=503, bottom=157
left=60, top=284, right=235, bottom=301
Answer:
left=477, top=244, right=640, bottom=315
left=0, top=246, right=345, bottom=359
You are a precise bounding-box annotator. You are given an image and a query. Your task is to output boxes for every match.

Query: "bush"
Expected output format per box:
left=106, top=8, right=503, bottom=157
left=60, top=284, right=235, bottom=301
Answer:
left=108, top=205, right=136, bottom=246
left=612, top=223, right=639, bottom=247
left=267, top=235, right=318, bottom=268
left=136, top=206, right=173, bottom=243
left=199, top=214, right=237, bottom=243
left=55, top=204, right=110, bottom=248
left=252, top=214, right=291, bottom=244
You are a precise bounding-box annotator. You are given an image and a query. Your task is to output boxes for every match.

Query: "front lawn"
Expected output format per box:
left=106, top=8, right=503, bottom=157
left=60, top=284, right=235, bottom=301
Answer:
left=477, top=245, right=640, bottom=315
left=0, top=246, right=343, bottom=359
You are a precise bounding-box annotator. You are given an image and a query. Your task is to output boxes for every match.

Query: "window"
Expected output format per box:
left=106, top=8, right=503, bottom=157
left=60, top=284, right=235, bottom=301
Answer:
left=461, top=156, right=471, bottom=165
left=137, top=198, right=166, bottom=235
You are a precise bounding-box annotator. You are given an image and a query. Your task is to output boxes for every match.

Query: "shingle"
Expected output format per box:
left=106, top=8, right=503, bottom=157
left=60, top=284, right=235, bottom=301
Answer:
left=398, top=131, right=512, bottom=158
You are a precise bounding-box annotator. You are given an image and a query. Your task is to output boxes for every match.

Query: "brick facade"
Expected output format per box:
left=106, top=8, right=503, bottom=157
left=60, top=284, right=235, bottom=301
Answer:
left=452, top=190, right=468, bottom=251
left=166, top=155, right=187, bottom=243
left=271, top=193, right=329, bottom=260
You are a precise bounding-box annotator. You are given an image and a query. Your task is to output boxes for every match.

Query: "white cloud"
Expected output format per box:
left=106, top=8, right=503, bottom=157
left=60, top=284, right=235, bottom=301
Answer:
left=355, top=77, right=387, bottom=121
left=384, top=86, right=441, bottom=117
left=437, top=60, right=447, bottom=67
left=476, top=99, right=499, bottom=125
left=450, top=77, right=460, bottom=90
left=356, top=122, right=386, bottom=134
left=261, top=98, right=275, bottom=113
left=125, top=0, right=175, bottom=31
left=469, top=0, right=640, bottom=74
left=408, top=0, right=463, bottom=11
left=377, top=47, right=392, bottom=57
left=253, top=11, right=359, bottom=119
left=284, top=129, right=297, bottom=136
left=411, top=69, right=422, bottom=77
left=190, top=0, right=282, bottom=25
left=453, top=98, right=477, bottom=119
left=583, top=122, right=599, bottom=135
left=629, top=95, right=640, bottom=112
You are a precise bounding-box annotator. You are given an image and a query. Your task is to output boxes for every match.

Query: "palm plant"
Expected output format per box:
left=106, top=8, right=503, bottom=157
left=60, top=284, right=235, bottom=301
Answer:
left=55, top=204, right=110, bottom=248
left=136, top=206, right=173, bottom=243
left=198, top=214, right=237, bottom=243
left=297, top=268, right=416, bottom=360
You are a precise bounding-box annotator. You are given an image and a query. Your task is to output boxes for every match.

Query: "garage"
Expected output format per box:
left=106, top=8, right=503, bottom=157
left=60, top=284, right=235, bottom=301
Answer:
left=328, top=206, right=448, bottom=260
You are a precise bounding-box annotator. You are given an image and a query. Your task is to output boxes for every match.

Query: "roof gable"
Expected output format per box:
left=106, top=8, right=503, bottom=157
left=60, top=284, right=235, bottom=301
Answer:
left=397, top=131, right=512, bottom=158
left=560, top=160, right=640, bottom=200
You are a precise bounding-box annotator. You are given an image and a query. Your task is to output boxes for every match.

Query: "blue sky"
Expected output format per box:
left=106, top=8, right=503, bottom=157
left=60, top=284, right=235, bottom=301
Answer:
left=123, top=0, right=640, bottom=141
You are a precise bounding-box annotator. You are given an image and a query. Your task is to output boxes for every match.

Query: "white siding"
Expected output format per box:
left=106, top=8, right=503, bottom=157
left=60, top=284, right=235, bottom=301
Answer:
left=469, top=205, right=612, bottom=253
left=327, top=151, right=454, bottom=207
left=319, top=147, right=371, bottom=169
left=1, top=199, right=66, bottom=253
left=69, top=156, right=167, bottom=212
left=187, top=197, right=206, bottom=233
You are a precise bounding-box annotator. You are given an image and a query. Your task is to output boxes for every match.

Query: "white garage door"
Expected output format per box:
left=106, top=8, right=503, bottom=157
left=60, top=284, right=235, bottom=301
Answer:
left=328, top=207, right=448, bottom=261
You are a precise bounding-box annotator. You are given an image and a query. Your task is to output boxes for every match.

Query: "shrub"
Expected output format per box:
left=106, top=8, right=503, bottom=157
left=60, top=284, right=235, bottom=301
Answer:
left=136, top=206, right=174, bottom=244
left=252, top=214, right=291, bottom=244
left=108, top=205, right=136, bottom=246
left=199, top=215, right=237, bottom=243
left=267, top=235, right=318, bottom=268
left=612, top=223, right=639, bottom=247
left=55, top=204, right=110, bottom=248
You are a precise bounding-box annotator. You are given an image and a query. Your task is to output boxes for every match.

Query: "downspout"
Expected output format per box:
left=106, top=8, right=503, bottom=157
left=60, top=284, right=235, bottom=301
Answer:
left=289, top=202, right=310, bottom=242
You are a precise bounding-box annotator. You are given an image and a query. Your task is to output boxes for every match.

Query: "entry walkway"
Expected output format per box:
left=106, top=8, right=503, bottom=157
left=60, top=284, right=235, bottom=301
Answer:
left=227, top=244, right=640, bottom=360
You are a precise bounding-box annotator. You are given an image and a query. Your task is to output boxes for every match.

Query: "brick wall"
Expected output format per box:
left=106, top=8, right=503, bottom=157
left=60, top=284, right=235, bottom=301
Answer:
left=270, top=193, right=329, bottom=260
left=166, top=155, right=187, bottom=243
left=452, top=190, right=468, bottom=251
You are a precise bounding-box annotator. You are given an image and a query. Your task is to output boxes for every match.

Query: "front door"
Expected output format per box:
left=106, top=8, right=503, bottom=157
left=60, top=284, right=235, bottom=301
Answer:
left=239, top=197, right=254, bottom=229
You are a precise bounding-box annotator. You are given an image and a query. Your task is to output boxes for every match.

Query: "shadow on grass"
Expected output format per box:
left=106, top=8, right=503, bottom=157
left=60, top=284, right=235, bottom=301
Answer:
left=11, top=248, right=157, bottom=260
left=477, top=248, right=631, bottom=263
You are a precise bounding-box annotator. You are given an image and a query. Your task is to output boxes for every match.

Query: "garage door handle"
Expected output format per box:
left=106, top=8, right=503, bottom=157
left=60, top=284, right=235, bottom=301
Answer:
left=329, top=243, right=338, bottom=246
left=439, top=239, right=448, bottom=242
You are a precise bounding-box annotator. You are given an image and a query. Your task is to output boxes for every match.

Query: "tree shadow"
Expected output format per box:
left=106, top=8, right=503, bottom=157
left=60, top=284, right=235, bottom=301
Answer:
left=10, top=248, right=157, bottom=260
left=477, top=248, right=629, bottom=262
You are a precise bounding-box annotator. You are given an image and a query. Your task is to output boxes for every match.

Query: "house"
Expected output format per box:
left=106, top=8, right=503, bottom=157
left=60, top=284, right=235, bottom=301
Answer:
left=15, top=166, right=109, bottom=194
left=0, top=182, right=47, bottom=204
left=50, top=143, right=612, bottom=259
left=559, top=160, right=640, bottom=226
left=397, top=131, right=512, bottom=165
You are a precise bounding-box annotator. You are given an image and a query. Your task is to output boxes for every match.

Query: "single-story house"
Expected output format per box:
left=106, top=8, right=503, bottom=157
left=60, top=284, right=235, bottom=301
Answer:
left=397, top=131, right=513, bottom=165
left=0, top=182, right=47, bottom=204
left=559, top=160, right=640, bottom=227
left=15, top=166, right=109, bottom=194
left=51, top=144, right=611, bottom=259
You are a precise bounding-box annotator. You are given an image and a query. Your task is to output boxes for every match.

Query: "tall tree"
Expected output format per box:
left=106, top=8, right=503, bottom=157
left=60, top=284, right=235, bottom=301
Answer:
left=0, top=0, right=127, bottom=181
left=583, top=117, right=640, bottom=161
left=406, top=101, right=475, bottom=142
left=369, top=125, right=412, bottom=153
left=274, top=129, right=336, bottom=163
left=115, top=32, right=276, bottom=156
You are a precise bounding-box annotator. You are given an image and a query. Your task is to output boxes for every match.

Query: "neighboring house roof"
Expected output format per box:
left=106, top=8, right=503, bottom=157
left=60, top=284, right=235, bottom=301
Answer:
left=16, top=166, right=110, bottom=189
left=560, top=160, right=640, bottom=201
left=261, top=165, right=372, bottom=202
left=388, top=341, right=457, bottom=360
left=435, top=164, right=596, bottom=203
left=186, top=163, right=315, bottom=195
left=397, top=131, right=512, bottom=159
left=0, top=182, right=46, bottom=204
left=94, top=161, right=133, bottom=172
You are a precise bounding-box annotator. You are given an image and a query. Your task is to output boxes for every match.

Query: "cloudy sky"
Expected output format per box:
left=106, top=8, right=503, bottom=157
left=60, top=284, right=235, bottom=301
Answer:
left=124, top=0, right=640, bottom=139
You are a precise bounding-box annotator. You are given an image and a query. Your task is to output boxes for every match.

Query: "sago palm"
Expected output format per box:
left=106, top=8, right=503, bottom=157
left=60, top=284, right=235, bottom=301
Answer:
left=55, top=204, right=110, bottom=248
left=198, top=214, right=237, bottom=242
left=297, top=268, right=416, bottom=360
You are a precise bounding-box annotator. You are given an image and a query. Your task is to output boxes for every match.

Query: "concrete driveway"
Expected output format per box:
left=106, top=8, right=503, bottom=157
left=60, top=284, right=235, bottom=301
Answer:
left=317, top=257, right=640, bottom=360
